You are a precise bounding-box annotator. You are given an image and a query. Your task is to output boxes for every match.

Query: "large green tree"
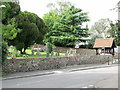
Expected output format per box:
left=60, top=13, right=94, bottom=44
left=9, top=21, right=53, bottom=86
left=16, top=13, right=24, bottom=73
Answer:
left=108, top=21, right=120, bottom=46
left=2, top=2, right=21, bottom=41
left=43, top=5, right=89, bottom=47
left=2, top=2, right=20, bottom=25
left=1, top=2, right=20, bottom=62
left=2, top=2, right=48, bottom=54
left=9, top=11, right=48, bottom=54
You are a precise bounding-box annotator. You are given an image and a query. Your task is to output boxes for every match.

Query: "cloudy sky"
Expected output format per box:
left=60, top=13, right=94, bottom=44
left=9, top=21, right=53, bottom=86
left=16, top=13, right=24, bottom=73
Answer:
left=19, top=0, right=119, bottom=27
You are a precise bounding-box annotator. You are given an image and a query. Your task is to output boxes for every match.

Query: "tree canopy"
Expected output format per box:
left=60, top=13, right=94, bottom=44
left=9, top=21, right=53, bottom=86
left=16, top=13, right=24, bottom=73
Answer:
left=9, top=11, right=48, bottom=54
left=2, top=2, right=48, bottom=54
left=108, top=21, right=120, bottom=46
left=90, top=18, right=111, bottom=38
left=43, top=5, right=89, bottom=47
left=2, top=2, right=20, bottom=25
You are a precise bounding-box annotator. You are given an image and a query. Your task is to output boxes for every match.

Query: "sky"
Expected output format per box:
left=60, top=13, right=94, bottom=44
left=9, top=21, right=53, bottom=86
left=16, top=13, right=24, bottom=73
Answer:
left=19, top=0, right=119, bottom=27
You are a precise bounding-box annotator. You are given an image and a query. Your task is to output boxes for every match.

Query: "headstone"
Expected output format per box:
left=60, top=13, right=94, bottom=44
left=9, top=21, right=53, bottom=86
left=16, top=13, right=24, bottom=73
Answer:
left=31, top=50, right=34, bottom=55
left=46, top=53, right=49, bottom=57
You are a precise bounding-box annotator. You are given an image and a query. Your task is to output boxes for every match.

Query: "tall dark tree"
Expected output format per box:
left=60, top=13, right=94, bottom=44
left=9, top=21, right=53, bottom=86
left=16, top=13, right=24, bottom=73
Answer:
left=9, top=11, right=48, bottom=54
left=2, top=2, right=48, bottom=54
left=2, top=2, right=20, bottom=25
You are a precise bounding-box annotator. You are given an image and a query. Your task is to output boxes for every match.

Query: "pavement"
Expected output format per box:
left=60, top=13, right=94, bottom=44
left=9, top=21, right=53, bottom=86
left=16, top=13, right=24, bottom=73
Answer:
left=95, top=75, right=118, bottom=88
left=2, top=59, right=119, bottom=88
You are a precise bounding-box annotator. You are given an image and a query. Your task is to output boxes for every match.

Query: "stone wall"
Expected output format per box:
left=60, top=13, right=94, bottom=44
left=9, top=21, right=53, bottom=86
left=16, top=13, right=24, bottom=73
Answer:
left=3, top=55, right=113, bottom=73
left=55, top=47, right=96, bottom=55
left=32, top=45, right=96, bottom=56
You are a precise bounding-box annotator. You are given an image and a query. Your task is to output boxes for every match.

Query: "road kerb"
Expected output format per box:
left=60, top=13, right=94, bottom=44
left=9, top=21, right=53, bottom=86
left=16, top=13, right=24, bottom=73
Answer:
left=2, top=72, right=54, bottom=80
left=2, top=64, right=117, bottom=80
left=70, top=65, right=115, bottom=72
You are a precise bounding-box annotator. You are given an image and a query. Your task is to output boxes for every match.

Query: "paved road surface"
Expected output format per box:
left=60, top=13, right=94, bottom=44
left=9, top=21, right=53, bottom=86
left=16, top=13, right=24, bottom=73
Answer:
left=2, top=65, right=118, bottom=88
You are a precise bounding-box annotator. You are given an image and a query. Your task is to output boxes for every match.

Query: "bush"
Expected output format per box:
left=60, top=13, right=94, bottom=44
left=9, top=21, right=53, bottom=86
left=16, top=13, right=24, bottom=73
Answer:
left=45, top=42, right=55, bottom=57
left=2, top=41, right=8, bottom=64
left=87, top=35, right=102, bottom=49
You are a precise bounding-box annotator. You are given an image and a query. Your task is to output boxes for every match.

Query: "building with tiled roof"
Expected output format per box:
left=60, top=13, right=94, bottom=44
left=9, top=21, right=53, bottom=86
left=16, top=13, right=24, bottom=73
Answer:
left=93, top=38, right=116, bottom=56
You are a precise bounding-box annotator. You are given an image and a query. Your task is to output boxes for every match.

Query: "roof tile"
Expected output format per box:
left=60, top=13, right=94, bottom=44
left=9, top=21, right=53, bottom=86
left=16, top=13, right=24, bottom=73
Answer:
left=93, top=38, right=115, bottom=48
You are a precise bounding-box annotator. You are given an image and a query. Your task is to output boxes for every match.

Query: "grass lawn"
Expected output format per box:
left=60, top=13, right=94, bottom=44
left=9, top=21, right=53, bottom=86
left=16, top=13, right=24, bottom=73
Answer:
left=7, top=49, right=66, bottom=59
left=8, top=46, right=66, bottom=59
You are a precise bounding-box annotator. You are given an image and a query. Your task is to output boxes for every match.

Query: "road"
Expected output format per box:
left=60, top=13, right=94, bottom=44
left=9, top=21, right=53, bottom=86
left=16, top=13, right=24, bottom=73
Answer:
left=2, top=65, right=118, bottom=88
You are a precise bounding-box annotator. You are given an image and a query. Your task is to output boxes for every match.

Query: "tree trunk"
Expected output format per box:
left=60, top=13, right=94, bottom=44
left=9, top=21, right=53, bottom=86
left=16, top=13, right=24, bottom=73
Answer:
left=23, top=47, right=27, bottom=54
left=20, top=50, right=23, bottom=54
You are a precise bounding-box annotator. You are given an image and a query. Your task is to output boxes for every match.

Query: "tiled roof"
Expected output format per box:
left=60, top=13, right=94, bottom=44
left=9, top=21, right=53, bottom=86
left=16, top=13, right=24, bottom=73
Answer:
left=93, top=38, right=115, bottom=48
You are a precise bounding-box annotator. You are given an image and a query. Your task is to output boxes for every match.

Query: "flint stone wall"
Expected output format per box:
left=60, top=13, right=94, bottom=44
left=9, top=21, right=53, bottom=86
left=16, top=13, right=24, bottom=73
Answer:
left=32, top=45, right=96, bottom=55
left=3, top=55, right=112, bottom=73
left=55, top=47, right=96, bottom=55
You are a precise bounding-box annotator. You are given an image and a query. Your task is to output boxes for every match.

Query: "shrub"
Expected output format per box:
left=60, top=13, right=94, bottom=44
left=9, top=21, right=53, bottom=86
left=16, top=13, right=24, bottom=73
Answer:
left=1, top=41, right=8, bottom=64
left=45, top=42, right=55, bottom=57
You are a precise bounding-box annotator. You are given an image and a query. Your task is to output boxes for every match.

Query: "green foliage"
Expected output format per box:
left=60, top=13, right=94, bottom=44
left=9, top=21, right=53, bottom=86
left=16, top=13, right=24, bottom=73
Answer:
left=1, top=41, right=8, bottom=64
left=2, top=18, right=21, bottom=41
left=45, top=42, right=53, bottom=53
left=8, top=11, right=47, bottom=54
left=10, top=11, right=45, bottom=53
left=2, top=2, right=48, bottom=54
left=2, top=2, right=21, bottom=45
left=117, top=21, right=120, bottom=46
left=108, top=22, right=117, bottom=38
left=2, top=2, right=20, bottom=25
left=43, top=5, right=89, bottom=47
left=108, top=20, right=120, bottom=46
left=10, top=12, right=39, bottom=53
left=43, top=10, right=59, bottom=32
left=88, top=35, right=103, bottom=48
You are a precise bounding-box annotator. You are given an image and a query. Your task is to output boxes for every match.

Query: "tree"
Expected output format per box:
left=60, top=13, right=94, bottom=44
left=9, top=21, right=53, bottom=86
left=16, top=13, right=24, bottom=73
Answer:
left=1, top=41, right=8, bottom=64
left=1, top=2, right=22, bottom=60
left=9, top=11, right=48, bottom=54
left=2, top=2, right=48, bottom=54
left=45, top=42, right=54, bottom=57
left=117, top=21, right=120, bottom=46
left=43, top=5, right=89, bottom=47
left=47, top=0, right=72, bottom=13
left=108, top=21, right=120, bottom=46
left=2, top=2, right=22, bottom=45
left=2, top=2, right=20, bottom=25
left=2, top=18, right=21, bottom=42
left=88, top=35, right=102, bottom=48
left=90, top=18, right=111, bottom=38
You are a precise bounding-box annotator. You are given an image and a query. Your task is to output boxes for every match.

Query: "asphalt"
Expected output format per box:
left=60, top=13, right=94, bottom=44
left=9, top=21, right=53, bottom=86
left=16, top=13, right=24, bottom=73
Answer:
left=2, top=59, right=118, bottom=88
left=2, top=59, right=118, bottom=80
